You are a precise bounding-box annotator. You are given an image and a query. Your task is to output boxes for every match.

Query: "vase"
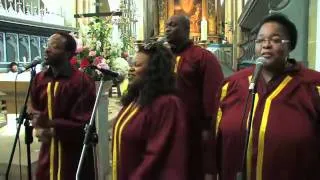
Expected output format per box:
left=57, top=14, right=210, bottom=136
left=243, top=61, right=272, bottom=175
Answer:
left=94, top=80, right=113, bottom=180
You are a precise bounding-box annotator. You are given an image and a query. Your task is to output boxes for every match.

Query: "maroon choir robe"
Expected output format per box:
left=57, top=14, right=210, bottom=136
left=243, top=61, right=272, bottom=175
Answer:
left=173, top=42, right=224, bottom=178
left=215, top=61, right=320, bottom=180
left=31, top=66, right=96, bottom=180
left=112, top=95, right=188, bottom=180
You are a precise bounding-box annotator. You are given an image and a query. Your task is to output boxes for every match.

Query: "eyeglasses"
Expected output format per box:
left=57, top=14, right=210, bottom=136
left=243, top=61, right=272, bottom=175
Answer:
left=255, top=38, right=290, bottom=45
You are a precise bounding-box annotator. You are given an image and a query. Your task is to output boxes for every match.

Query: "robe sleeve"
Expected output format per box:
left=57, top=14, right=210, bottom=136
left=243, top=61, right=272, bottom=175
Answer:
left=211, top=80, right=231, bottom=178
left=200, top=50, right=224, bottom=130
left=130, top=96, right=188, bottom=180
left=54, top=76, right=96, bottom=143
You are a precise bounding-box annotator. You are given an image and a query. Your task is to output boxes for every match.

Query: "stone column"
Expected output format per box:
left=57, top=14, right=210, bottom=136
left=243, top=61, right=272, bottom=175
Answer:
left=158, top=0, right=167, bottom=36
left=153, top=0, right=159, bottom=37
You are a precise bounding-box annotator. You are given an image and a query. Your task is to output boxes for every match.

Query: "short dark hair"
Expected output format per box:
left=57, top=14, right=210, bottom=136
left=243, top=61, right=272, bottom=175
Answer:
left=121, top=42, right=176, bottom=107
left=257, top=13, right=297, bottom=51
left=9, top=62, right=17, bottom=69
left=55, top=31, right=77, bottom=55
left=179, top=15, right=190, bottom=32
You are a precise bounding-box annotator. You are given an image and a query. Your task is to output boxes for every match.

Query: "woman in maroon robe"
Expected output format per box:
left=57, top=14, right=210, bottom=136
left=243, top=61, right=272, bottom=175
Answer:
left=214, top=13, right=320, bottom=180
left=112, top=42, right=188, bottom=180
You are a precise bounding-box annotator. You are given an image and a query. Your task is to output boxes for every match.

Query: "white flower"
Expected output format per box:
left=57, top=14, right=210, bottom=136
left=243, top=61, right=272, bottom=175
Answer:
left=111, top=57, right=130, bottom=77
left=96, top=41, right=102, bottom=49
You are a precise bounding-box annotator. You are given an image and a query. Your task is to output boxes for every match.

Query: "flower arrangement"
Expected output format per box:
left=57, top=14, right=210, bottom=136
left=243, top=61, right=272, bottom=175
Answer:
left=70, top=17, right=115, bottom=81
left=70, top=47, right=110, bottom=80
left=71, top=13, right=135, bottom=82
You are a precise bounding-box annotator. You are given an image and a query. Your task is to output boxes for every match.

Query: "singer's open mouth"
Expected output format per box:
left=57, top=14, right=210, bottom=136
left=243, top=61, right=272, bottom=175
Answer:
left=128, top=74, right=135, bottom=80
left=261, top=52, right=272, bottom=58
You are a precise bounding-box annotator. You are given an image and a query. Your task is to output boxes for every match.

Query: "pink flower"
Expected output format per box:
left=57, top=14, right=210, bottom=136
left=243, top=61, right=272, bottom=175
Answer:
left=76, top=46, right=84, bottom=53
left=93, top=56, right=104, bottom=66
left=80, top=58, right=90, bottom=68
left=97, top=62, right=109, bottom=70
left=89, top=50, right=96, bottom=57
left=95, top=62, right=110, bottom=75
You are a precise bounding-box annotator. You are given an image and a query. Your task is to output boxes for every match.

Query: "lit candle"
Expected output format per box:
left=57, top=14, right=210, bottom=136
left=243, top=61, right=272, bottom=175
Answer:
left=201, top=17, right=208, bottom=41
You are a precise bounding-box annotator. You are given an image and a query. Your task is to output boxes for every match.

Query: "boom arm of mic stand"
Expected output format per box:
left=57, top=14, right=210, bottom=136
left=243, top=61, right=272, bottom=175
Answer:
left=76, top=77, right=104, bottom=180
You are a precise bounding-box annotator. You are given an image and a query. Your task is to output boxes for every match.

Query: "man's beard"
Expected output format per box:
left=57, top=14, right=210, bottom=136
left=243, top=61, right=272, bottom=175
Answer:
left=45, top=58, right=63, bottom=67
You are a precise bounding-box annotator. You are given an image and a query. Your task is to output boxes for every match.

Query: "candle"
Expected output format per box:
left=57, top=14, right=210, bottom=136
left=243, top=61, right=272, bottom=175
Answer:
left=201, top=17, right=208, bottom=41
left=136, top=24, right=144, bottom=41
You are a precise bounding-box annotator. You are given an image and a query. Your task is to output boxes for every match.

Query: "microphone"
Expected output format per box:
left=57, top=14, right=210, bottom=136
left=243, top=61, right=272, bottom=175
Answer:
left=157, top=37, right=167, bottom=44
left=248, top=57, right=265, bottom=91
left=90, top=65, right=120, bottom=78
left=18, top=57, right=42, bottom=74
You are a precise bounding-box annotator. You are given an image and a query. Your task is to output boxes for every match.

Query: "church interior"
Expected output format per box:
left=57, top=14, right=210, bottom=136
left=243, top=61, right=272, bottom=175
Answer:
left=0, top=0, right=319, bottom=179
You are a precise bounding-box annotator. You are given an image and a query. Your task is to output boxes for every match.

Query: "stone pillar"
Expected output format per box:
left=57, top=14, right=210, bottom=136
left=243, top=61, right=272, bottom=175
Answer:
left=208, top=0, right=218, bottom=42
left=158, top=0, right=167, bottom=36
left=153, top=0, right=159, bottom=37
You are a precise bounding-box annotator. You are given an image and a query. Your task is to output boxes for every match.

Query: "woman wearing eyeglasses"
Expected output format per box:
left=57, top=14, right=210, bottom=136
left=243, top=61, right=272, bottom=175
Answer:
left=214, top=13, right=320, bottom=179
left=111, top=42, right=188, bottom=180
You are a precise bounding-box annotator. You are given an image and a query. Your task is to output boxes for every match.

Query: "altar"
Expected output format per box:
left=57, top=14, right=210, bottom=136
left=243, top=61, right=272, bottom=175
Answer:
left=156, top=0, right=225, bottom=43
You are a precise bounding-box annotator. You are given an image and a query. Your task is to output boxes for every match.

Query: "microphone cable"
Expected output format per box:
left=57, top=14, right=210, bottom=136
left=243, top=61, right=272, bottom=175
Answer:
left=14, top=72, right=23, bottom=180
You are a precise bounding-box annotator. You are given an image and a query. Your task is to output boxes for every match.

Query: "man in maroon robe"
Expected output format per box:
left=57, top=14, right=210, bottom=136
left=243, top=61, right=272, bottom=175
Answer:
left=30, top=32, right=96, bottom=180
left=166, top=15, right=224, bottom=179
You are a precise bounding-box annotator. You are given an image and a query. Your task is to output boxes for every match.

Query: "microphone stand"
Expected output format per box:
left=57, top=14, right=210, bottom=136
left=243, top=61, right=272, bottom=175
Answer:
left=237, top=84, right=258, bottom=180
left=76, top=76, right=105, bottom=180
left=6, top=67, right=36, bottom=180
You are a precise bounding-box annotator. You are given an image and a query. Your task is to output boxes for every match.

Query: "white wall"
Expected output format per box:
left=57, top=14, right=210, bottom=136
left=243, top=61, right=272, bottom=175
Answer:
left=316, top=0, right=320, bottom=71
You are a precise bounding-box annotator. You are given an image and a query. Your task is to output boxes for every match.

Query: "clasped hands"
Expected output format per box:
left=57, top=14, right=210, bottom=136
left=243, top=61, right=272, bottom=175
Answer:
left=29, top=108, right=55, bottom=143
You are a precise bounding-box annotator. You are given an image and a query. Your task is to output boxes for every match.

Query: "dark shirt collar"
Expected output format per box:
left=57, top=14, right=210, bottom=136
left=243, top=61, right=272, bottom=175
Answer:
left=258, top=58, right=300, bottom=94
left=284, top=58, right=300, bottom=74
left=170, top=40, right=193, bottom=54
left=44, top=63, right=73, bottom=78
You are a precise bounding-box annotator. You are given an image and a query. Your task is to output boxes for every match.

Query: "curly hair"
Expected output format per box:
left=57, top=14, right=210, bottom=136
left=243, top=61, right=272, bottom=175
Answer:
left=121, top=42, right=176, bottom=107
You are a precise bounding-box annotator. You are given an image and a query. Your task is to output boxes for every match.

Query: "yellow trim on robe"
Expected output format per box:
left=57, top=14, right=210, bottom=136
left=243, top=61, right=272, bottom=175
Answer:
left=112, top=102, right=135, bottom=180
left=256, top=76, right=292, bottom=180
left=47, top=82, right=60, bottom=180
left=174, top=56, right=181, bottom=73
left=47, top=82, right=53, bottom=120
left=54, top=82, right=59, bottom=96
left=316, top=86, right=320, bottom=96
left=118, top=107, right=139, bottom=153
left=47, top=82, right=55, bottom=180
left=215, top=82, right=229, bottom=136
left=57, top=141, right=62, bottom=180
left=246, top=94, right=259, bottom=180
